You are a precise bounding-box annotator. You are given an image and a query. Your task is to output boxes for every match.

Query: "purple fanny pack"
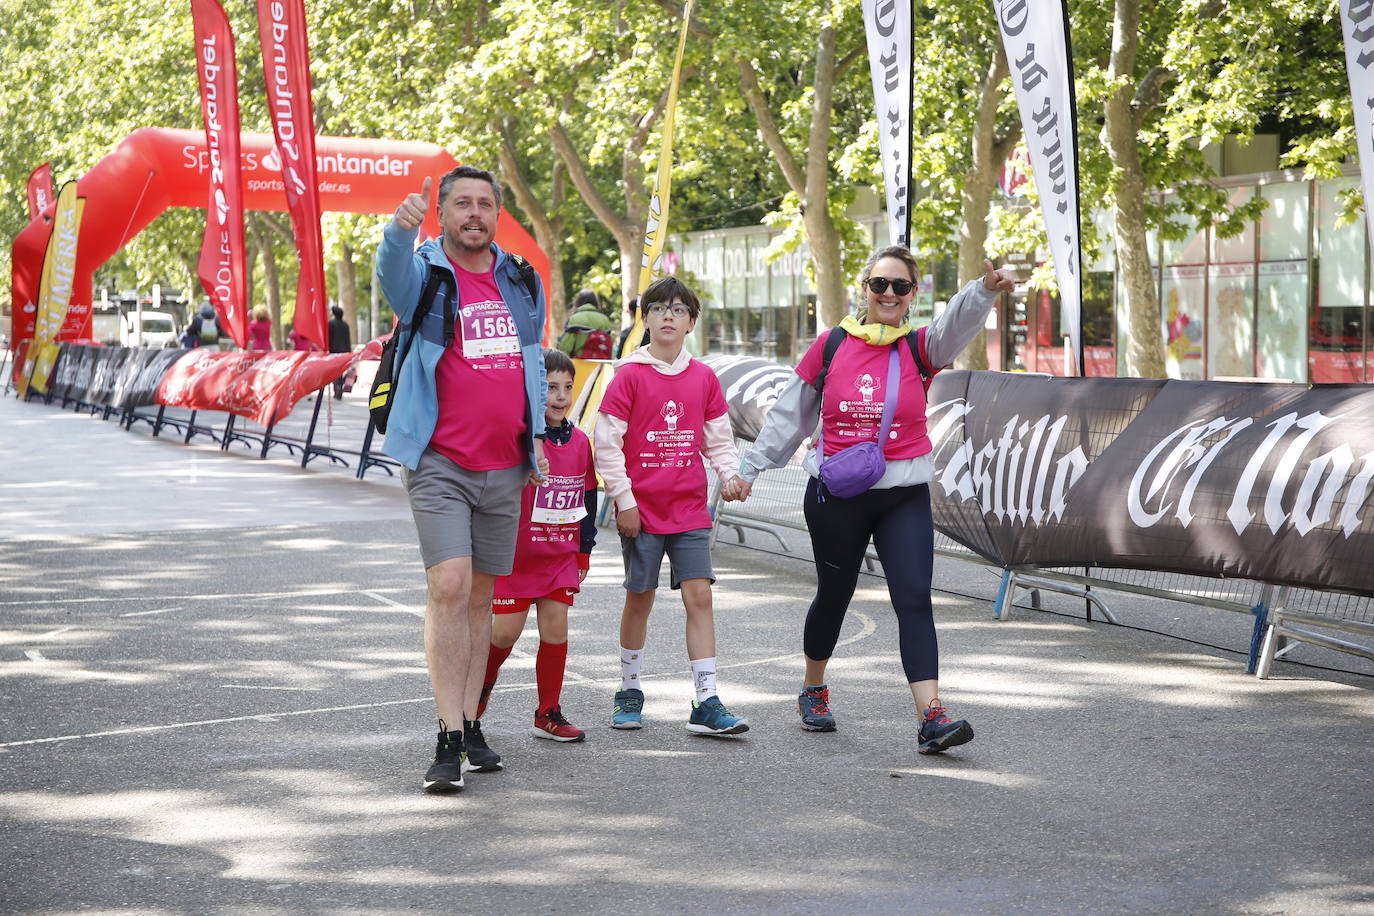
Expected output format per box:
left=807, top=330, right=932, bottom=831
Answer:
left=817, top=344, right=901, bottom=499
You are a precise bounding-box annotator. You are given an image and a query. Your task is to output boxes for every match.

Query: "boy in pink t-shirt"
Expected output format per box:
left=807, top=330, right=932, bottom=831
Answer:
left=478, top=349, right=599, bottom=743
left=594, top=277, right=749, bottom=736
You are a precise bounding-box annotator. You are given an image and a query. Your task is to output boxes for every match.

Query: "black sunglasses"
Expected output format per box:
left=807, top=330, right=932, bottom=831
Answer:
left=864, top=276, right=915, bottom=296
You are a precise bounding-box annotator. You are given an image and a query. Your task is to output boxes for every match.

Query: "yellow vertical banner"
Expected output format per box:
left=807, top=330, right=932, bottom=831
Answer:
left=21, top=181, right=84, bottom=396
left=621, top=0, right=696, bottom=355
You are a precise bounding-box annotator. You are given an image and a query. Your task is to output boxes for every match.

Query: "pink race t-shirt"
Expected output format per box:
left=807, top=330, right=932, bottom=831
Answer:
left=599, top=360, right=729, bottom=535
left=429, top=259, right=527, bottom=471
left=795, top=331, right=933, bottom=459
left=494, top=427, right=597, bottom=599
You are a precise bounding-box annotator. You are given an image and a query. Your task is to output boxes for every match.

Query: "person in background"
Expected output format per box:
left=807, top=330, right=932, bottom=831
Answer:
left=184, top=304, right=220, bottom=349
left=614, top=297, right=647, bottom=357
left=328, top=304, right=353, bottom=399
left=249, top=306, right=273, bottom=351
left=733, top=246, right=1014, bottom=755
left=287, top=324, right=318, bottom=352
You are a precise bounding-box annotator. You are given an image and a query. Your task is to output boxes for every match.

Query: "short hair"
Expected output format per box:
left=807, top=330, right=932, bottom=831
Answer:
left=860, top=245, right=919, bottom=285
left=437, top=165, right=502, bottom=211
left=251, top=305, right=269, bottom=321
left=640, top=276, right=700, bottom=321
left=330, top=305, right=343, bottom=319
left=544, top=347, right=576, bottom=378
left=571, top=289, right=600, bottom=311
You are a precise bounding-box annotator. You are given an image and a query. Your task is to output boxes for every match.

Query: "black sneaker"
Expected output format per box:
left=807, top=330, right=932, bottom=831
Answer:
left=464, top=718, right=504, bottom=772
left=917, top=699, right=973, bottom=754
left=423, top=721, right=466, bottom=793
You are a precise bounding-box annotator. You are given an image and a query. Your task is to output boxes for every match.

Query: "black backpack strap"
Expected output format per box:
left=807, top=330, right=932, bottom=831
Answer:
left=814, top=326, right=847, bottom=393
left=508, top=253, right=539, bottom=303
left=402, top=264, right=454, bottom=360
left=906, top=326, right=937, bottom=390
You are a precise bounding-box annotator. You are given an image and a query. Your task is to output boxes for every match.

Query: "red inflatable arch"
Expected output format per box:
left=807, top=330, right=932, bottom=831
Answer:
left=10, top=127, right=552, bottom=367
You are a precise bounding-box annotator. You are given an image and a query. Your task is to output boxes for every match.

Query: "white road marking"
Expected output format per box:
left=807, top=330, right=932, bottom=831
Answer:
left=0, top=586, right=424, bottom=608
left=221, top=685, right=323, bottom=692
left=23, top=650, right=47, bottom=663
left=0, top=697, right=435, bottom=749
left=33, top=626, right=75, bottom=640
left=361, top=591, right=424, bottom=618
left=119, top=608, right=180, bottom=618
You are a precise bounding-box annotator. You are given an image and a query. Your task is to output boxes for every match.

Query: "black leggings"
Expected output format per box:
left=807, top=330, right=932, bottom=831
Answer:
left=802, top=478, right=938, bottom=683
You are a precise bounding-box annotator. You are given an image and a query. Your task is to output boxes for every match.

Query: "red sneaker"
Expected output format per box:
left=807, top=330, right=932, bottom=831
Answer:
left=532, top=705, right=586, bottom=743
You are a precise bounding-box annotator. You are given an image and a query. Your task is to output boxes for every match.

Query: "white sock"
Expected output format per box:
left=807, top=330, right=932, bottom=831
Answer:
left=691, top=657, right=717, bottom=702
left=620, top=645, right=643, bottom=692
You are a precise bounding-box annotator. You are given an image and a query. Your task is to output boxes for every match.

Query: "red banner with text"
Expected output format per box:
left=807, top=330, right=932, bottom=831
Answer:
left=26, top=163, right=54, bottom=221
left=155, top=341, right=380, bottom=426
left=256, top=0, right=328, bottom=350
left=191, top=0, right=249, bottom=348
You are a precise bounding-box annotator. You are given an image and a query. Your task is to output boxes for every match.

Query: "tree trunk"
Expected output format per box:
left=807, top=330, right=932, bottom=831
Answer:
left=1103, top=0, right=1166, bottom=378
left=804, top=24, right=847, bottom=329
left=245, top=235, right=258, bottom=330
left=251, top=215, right=284, bottom=349
left=549, top=119, right=645, bottom=321
left=498, top=122, right=567, bottom=330
left=956, top=47, right=1019, bottom=371
left=335, top=244, right=358, bottom=347
left=738, top=25, right=847, bottom=330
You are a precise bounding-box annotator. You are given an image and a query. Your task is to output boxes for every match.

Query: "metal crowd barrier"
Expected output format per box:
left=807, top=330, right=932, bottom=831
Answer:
left=24, top=377, right=399, bottom=480
left=708, top=439, right=1374, bottom=678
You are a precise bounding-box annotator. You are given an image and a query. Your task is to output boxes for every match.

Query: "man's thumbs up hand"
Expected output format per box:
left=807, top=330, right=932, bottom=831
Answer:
left=394, top=176, right=432, bottom=231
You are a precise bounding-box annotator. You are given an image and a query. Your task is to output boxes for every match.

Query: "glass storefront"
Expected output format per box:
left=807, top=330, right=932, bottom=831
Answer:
left=669, top=169, right=1372, bottom=383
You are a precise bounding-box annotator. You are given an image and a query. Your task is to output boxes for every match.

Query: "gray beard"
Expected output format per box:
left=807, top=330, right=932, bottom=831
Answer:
left=444, top=228, right=490, bottom=254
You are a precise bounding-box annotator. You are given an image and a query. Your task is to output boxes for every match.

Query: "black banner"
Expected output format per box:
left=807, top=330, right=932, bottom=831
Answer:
left=922, top=372, right=1374, bottom=598
left=47, top=344, right=84, bottom=403
left=111, top=348, right=191, bottom=409
left=85, top=346, right=131, bottom=407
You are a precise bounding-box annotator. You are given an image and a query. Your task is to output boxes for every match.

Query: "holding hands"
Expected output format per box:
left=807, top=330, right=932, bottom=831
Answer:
left=720, top=476, right=752, bottom=502
left=981, top=258, right=1016, bottom=293
left=394, top=176, right=432, bottom=232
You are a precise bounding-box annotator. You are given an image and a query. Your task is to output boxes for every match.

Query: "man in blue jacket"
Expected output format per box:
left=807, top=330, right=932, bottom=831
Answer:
left=377, top=165, right=548, bottom=793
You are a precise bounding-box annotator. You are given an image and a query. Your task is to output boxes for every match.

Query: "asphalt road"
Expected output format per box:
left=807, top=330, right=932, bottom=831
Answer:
left=1, top=390, right=1372, bottom=915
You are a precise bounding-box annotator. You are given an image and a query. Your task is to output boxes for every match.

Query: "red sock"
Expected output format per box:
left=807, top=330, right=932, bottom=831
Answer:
left=477, top=643, right=515, bottom=719
left=535, top=640, right=568, bottom=715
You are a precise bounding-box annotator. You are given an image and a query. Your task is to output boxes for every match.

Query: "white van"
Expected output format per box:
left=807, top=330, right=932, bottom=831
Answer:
left=120, top=311, right=180, bottom=348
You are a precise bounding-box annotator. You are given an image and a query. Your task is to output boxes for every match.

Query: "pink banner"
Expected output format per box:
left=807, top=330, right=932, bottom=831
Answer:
left=155, top=340, right=380, bottom=426
left=26, top=163, right=54, bottom=221
left=256, top=0, right=328, bottom=351
left=191, top=0, right=249, bottom=349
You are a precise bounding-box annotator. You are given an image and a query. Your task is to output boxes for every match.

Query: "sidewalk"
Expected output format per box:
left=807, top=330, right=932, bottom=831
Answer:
left=1, top=391, right=1371, bottom=915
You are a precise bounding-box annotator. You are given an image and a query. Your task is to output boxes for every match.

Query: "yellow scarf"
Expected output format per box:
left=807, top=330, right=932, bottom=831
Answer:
left=839, top=314, right=912, bottom=346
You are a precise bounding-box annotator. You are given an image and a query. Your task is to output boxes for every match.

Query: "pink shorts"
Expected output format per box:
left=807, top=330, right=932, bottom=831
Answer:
left=492, top=588, right=578, bottom=614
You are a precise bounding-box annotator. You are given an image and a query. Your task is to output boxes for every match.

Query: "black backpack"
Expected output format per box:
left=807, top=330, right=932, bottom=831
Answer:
left=368, top=255, right=538, bottom=433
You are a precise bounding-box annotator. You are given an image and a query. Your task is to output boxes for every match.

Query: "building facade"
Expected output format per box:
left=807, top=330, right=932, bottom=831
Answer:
left=668, top=166, right=1373, bottom=384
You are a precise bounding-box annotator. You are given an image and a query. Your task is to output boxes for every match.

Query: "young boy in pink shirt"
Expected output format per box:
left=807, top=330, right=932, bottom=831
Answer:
left=477, top=349, right=599, bottom=743
left=595, top=276, right=749, bottom=735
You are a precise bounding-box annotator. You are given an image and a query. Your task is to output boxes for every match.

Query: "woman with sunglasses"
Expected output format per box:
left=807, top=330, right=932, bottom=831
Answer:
left=728, top=246, right=1014, bottom=754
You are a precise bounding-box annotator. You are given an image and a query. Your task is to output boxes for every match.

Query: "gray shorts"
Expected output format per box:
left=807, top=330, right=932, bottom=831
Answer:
left=620, top=528, right=715, bottom=593
left=402, top=448, right=526, bottom=574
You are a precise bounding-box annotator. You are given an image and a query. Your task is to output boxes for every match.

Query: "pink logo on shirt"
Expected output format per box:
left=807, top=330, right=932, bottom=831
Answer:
left=855, top=373, right=881, bottom=403
left=661, top=399, right=684, bottom=431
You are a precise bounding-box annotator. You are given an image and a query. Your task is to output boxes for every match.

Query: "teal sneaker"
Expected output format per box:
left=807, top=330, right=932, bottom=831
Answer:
left=686, top=695, right=749, bottom=736
left=611, top=688, right=644, bottom=729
